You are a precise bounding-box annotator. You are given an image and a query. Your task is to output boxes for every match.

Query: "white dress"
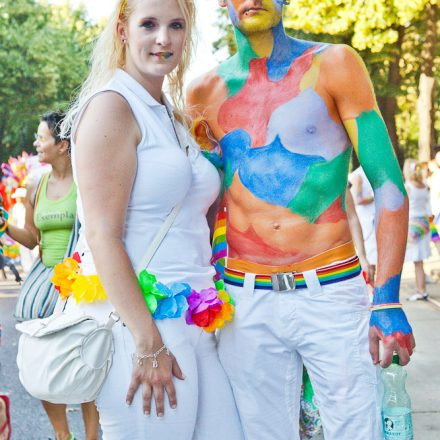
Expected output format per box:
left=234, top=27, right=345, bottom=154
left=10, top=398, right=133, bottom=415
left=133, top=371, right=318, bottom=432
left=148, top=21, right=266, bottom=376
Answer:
left=349, top=166, right=377, bottom=264
left=67, top=69, right=243, bottom=440
left=405, top=181, right=432, bottom=262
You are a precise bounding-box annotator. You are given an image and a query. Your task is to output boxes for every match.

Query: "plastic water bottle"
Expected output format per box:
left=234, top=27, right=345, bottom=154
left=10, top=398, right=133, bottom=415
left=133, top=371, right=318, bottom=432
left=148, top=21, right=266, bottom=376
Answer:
left=382, top=354, right=414, bottom=439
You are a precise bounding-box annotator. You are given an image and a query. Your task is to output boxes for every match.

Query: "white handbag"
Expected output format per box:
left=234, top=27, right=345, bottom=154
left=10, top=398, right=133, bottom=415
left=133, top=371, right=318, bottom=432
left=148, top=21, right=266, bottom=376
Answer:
left=16, top=202, right=184, bottom=404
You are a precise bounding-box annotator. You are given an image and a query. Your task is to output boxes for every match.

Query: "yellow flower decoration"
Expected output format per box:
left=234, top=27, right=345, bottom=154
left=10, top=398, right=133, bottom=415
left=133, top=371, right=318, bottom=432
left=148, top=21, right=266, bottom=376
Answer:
left=51, top=257, right=80, bottom=300
left=71, top=274, right=108, bottom=303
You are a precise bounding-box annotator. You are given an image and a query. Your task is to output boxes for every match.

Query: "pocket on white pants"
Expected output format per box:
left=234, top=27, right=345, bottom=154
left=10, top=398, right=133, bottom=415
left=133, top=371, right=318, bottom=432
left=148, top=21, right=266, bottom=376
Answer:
left=323, top=274, right=370, bottom=310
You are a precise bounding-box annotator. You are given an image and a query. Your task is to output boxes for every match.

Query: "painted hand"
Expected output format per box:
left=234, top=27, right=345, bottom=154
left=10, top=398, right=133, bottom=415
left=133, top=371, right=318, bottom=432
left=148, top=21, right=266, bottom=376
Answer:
left=369, top=308, right=415, bottom=368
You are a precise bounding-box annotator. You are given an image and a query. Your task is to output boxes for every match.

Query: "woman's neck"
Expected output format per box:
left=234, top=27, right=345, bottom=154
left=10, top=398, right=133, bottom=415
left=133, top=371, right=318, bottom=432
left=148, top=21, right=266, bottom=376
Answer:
left=124, top=63, right=164, bottom=103
left=50, top=158, right=72, bottom=180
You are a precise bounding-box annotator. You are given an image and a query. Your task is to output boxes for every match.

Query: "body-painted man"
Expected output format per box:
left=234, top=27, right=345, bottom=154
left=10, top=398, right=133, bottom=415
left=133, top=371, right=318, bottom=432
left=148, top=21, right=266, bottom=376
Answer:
left=187, top=1, right=415, bottom=438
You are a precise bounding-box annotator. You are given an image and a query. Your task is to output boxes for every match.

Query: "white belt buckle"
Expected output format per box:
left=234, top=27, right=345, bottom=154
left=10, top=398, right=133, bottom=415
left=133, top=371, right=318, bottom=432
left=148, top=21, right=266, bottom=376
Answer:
left=271, top=272, right=296, bottom=292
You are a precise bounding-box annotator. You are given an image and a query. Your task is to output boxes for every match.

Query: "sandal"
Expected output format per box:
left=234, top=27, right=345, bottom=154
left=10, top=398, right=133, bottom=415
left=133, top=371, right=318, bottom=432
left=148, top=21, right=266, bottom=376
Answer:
left=0, top=395, right=11, bottom=440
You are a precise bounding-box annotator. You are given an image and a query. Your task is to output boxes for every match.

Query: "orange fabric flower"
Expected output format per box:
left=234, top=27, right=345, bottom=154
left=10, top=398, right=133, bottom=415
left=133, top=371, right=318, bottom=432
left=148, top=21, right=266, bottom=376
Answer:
left=51, top=257, right=80, bottom=300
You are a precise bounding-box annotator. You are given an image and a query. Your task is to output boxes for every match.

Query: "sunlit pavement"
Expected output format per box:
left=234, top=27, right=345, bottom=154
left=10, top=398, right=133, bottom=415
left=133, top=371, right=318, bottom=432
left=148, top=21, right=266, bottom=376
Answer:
left=1, top=251, right=439, bottom=439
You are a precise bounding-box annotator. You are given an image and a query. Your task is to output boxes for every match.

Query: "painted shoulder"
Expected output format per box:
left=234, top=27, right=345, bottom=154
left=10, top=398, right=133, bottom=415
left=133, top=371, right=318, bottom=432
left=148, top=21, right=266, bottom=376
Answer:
left=318, top=43, right=365, bottom=74
left=187, top=68, right=223, bottom=109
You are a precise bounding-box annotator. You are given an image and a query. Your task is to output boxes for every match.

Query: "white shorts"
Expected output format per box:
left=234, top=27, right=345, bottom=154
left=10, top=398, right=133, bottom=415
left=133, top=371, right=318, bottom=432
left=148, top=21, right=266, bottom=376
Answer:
left=218, top=272, right=383, bottom=440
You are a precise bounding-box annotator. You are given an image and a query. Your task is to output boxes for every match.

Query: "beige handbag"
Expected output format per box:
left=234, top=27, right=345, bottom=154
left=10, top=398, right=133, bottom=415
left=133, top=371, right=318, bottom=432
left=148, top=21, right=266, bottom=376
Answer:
left=16, top=202, right=183, bottom=404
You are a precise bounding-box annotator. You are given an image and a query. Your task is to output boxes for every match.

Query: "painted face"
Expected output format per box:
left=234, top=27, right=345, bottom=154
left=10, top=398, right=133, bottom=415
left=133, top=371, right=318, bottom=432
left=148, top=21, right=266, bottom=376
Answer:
left=123, top=0, right=187, bottom=82
left=33, top=121, right=58, bottom=164
left=223, top=0, right=283, bottom=34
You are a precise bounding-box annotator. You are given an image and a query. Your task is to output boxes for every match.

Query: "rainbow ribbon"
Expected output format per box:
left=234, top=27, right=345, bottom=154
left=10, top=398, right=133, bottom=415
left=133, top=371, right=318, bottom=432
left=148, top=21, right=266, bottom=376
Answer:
left=211, top=208, right=227, bottom=281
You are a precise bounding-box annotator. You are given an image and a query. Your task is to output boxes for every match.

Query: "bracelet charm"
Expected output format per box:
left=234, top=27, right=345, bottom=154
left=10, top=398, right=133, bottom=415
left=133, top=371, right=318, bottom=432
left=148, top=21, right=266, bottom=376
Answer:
left=132, top=345, right=170, bottom=368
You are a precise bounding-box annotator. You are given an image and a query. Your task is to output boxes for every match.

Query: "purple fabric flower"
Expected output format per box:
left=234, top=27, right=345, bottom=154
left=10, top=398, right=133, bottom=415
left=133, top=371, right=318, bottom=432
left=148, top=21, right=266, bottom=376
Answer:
left=186, top=287, right=222, bottom=325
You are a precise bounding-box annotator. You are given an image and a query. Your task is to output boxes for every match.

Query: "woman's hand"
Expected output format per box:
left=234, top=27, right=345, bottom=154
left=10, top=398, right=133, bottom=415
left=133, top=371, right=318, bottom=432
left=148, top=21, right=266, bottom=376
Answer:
left=126, top=335, right=185, bottom=417
left=360, top=256, right=375, bottom=285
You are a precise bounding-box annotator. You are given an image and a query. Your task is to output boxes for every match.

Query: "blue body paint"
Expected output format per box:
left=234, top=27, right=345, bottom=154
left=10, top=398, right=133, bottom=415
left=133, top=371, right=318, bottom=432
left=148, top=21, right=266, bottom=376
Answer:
left=221, top=130, right=324, bottom=205
left=370, top=275, right=412, bottom=338
left=268, top=23, right=320, bottom=81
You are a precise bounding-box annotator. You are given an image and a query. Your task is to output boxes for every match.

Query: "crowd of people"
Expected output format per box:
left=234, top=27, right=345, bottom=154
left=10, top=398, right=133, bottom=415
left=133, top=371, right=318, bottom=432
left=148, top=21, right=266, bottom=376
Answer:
left=0, top=1, right=437, bottom=439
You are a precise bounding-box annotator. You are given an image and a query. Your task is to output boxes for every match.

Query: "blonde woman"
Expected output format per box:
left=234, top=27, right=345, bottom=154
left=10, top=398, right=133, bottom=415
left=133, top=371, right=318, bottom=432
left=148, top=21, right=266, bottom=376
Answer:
left=60, top=0, right=243, bottom=438
left=403, top=159, right=432, bottom=301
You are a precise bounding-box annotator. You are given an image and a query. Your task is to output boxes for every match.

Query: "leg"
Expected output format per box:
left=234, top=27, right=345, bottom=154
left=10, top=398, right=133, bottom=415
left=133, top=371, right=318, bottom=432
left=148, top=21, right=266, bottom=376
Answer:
left=218, top=283, right=302, bottom=440
left=191, top=330, right=244, bottom=440
left=5, top=259, right=21, bottom=283
left=295, top=275, right=382, bottom=440
left=81, top=402, right=100, bottom=440
left=0, top=255, right=7, bottom=280
left=0, top=395, right=11, bottom=440
left=414, top=260, right=426, bottom=293
left=41, top=401, right=71, bottom=440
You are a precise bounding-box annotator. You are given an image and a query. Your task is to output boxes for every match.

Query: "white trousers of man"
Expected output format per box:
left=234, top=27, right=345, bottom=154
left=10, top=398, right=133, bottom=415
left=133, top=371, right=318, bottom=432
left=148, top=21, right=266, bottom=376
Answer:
left=218, top=272, right=383, bottom=440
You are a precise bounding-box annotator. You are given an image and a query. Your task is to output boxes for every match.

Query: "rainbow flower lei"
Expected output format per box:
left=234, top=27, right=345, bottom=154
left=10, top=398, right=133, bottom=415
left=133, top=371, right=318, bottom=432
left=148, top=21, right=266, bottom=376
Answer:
left=52, top=255, right=235, bottom=332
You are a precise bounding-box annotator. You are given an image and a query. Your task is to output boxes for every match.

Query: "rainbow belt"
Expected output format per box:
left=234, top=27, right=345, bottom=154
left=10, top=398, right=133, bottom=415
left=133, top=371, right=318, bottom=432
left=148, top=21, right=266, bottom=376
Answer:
left=224, top=256, right=362, bottom=291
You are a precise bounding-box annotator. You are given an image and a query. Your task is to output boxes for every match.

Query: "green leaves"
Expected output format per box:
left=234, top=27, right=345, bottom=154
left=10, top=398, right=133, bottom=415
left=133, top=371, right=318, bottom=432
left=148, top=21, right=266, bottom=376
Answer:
left=284, top=0, right=428, bottom=53
left=0, top=0, right=101, bottom=161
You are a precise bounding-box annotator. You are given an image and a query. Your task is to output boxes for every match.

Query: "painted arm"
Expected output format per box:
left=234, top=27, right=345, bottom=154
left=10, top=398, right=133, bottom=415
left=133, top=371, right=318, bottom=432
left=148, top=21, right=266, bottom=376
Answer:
left=325, top=45, right=414, bottom=367
left=75, top=92, right=183, bottom=416
left=186, top=77, right=223, bottom=169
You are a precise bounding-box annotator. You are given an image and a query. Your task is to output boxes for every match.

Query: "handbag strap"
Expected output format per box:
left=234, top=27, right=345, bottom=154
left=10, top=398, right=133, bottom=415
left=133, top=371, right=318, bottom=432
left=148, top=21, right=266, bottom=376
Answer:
left=135, top=203, right=182, bottom=275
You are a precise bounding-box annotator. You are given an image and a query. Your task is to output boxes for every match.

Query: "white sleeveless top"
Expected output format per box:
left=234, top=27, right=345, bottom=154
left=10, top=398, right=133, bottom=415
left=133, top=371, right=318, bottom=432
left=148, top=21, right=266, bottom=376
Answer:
left=407, top=181, right=431, bottom=219
left=71, top=69, right=220, bottom=291
left=349, top=166, right=375, bottom=238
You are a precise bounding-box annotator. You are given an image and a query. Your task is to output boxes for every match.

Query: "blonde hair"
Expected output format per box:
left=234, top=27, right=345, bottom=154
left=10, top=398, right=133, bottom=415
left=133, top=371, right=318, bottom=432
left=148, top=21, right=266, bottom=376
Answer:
left=62, top=0, right=195, bottom=136
left=403, top=159, right=424, bottom=184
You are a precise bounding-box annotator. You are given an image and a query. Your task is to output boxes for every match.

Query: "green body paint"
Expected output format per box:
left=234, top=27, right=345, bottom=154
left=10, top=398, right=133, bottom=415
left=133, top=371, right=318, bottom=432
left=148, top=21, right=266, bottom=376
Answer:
left=356, top=110, right=406, bottom=196
left=217, top=29, right=258, bottom=97
left=288, top=148, right=352, bottom=223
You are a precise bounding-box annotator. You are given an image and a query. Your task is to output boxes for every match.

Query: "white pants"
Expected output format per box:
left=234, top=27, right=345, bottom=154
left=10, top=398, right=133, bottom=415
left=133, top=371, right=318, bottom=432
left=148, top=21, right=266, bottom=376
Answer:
left=218, top=273, right=383, bottom=440
left=94, top=316, right=244, bottom=439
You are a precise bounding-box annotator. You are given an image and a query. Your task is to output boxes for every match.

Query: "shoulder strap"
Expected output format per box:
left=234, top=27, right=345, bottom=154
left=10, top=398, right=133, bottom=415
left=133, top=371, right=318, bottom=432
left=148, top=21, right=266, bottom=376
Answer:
left=33, top=174, right=47, bottom=208
left=134, top=109, right=190, bottom=275
left=101, top=202, right=183, bottom=325
left=135, top=203, right=182, bottom=275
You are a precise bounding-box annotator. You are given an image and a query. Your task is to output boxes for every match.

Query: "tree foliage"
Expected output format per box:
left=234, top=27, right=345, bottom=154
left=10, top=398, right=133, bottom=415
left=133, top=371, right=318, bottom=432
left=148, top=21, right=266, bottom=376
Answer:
left=0, top=0, right=101, bottom=162
left=213, top=1, right=439, bottom=161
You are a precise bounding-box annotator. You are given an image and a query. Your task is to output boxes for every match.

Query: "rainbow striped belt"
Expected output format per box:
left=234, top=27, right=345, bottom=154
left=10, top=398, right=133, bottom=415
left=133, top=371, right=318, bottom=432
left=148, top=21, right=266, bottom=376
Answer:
left=224, top=256, right=362, bottom=291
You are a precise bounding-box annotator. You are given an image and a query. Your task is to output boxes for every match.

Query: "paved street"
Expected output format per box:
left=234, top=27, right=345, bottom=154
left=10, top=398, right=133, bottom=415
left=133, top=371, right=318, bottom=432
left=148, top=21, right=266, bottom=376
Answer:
left=0, top=253, right=439, bottom=439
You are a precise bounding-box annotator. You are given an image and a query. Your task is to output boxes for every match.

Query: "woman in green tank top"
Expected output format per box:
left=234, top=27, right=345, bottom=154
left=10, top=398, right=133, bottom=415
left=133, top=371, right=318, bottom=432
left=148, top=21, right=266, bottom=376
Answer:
left=0, top=111, right=99, bottom=440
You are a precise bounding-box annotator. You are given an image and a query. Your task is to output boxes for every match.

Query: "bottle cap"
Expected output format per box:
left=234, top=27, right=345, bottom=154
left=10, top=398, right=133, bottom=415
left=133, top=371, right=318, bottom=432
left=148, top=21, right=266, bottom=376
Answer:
left=392, top=354, right=400, bottom=365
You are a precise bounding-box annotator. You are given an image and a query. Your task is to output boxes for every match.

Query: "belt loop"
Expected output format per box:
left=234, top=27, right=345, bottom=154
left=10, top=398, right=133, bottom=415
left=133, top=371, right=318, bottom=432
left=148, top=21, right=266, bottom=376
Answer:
left=243, top=273, right=256, bottom=295
left=302, top=270, right=322, bottom=295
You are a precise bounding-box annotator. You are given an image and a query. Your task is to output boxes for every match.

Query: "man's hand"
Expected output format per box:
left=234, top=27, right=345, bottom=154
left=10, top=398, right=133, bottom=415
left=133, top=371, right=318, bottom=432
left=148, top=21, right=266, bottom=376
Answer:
left=369, top=308, right=415, bottom=368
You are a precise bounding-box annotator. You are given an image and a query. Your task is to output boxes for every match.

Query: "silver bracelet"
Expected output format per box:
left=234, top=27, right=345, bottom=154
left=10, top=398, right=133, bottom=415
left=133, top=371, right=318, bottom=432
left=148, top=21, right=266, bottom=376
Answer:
left=132, top=345, right=170, bottom=368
